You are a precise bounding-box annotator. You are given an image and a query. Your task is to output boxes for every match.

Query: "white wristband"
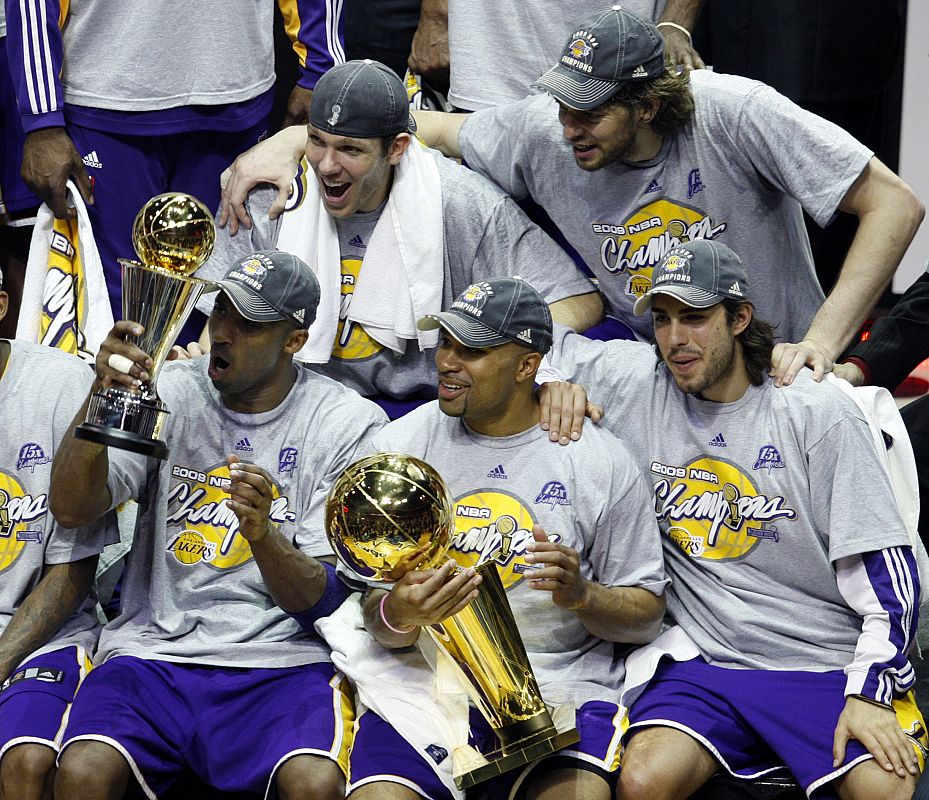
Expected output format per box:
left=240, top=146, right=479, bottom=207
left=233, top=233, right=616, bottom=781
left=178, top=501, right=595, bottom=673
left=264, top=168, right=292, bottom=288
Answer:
left=656, top=21, right=692, bottom=42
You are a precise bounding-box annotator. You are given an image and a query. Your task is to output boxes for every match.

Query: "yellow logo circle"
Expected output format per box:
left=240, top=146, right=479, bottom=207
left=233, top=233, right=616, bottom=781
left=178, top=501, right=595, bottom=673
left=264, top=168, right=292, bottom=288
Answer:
left=331, top=258, right=385, bottom=362
left=167, top=463, right=286, bottom=571
left=0, top=472, right=38, bottom=573
left=449, top=490, right=539, bottom=588
left=654, top=457, right=793, bottom=562
left=167, top=530, right=216, bottom=565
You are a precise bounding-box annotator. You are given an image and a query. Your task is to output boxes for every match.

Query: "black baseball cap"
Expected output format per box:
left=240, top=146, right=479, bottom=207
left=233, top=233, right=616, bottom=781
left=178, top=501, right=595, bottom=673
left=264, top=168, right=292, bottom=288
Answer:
left=418, top=277, right=553, bottom=355
left=633, top=240, right=750, bottom=314
left=309, top=59, right=417, bottom=139
left=216, top=251, right=320, bottom=329
left=533, top=5, right=666, bottom=111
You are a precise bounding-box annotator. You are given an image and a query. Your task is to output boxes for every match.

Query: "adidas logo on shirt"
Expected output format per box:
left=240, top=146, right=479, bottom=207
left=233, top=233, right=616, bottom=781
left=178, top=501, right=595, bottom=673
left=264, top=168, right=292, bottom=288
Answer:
left=82, top=150, right=103, bottom=169
left=234, top=438, right=254, bottom=453
left=645, top=179, right=662, bottom=194
left=487, top=464, right=507, bottom=479
left=347, top=234, right=366, bottom=249
left=516, top=328, right=532, bottom=344
left=709, top=433, right=726, bottom=447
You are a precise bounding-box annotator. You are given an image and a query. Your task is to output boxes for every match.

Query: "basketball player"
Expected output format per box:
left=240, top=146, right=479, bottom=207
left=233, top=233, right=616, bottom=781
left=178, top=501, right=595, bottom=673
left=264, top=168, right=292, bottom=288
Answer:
left=48, top=251, right=387, bottom=799
left=345, top=277, right=667, bottom=799
left=545, top=239, right=924, bottom=800
left=196, top=60, right=602, bottom=418
left=0, top=265, right=116, bottom=800
left=224, top=7, right=924, bottom=389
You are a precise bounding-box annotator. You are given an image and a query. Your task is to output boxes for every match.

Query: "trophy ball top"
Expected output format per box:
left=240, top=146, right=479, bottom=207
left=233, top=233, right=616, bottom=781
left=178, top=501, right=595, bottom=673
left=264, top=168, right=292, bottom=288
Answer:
left=132, top=193, right=216, bottom=275
left=325, top=453, right=453, bottom=582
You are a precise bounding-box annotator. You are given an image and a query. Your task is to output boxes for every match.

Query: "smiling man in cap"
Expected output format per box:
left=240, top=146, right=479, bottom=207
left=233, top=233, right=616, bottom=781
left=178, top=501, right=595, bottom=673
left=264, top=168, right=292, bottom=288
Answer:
left=200, top=59, right=602, bottom=419
left=49, top=250, right=387, bottom=800
left=541, top=238, right=926, bottom=799
left=337, top=276, right=666, bottom=800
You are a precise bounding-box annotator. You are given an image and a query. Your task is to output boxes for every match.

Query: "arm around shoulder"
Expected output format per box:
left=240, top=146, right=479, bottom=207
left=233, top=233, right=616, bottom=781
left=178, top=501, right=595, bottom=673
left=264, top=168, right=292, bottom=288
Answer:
left=807, top=158, right=925, bottom=358
left=412, top=110, right=465, bottom=159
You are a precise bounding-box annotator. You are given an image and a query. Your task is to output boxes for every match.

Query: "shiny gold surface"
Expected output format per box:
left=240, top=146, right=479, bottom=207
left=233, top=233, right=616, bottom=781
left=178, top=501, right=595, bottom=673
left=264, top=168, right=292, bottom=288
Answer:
left=75, top=193, right=214, bottom=460
left=325, top=453, right=453, bottom=582
left=131, top=193, right=215, bottom=274
left=325, top=454, right=577, bottom=787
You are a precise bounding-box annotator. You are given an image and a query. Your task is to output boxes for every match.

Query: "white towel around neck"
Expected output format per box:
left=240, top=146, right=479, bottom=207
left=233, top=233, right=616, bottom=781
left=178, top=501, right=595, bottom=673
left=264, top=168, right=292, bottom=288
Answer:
left=276, top=138, right=445, bottom=364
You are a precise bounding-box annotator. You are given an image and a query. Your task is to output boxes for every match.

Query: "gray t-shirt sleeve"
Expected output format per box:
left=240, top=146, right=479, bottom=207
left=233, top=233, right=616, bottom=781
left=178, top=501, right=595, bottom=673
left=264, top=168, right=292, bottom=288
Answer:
left=459, top=98, right=542, bottom=200
left=196, top=187, right=283, bottom=316
left=106, top=450, right=153, bottom=511
left=731, top=83, right=873, bottom=229
left=548, top=324, right=658, bottom=417
left=293, top=397, right=388, bottom=557
left=590, top=464, right=668, bottom=596
left=807, top=412, right=912, bottom=563
left=470, top=194, right=596, bottom=303
left=45, top=510, right=121, bottom=565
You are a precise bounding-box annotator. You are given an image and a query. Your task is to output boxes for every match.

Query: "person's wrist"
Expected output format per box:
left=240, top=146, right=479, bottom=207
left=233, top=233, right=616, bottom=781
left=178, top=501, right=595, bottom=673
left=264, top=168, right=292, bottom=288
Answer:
left=380, top=593, right=416, bottom=634
left=568, top=580, right=592, bottom=612
left=656, top=21, right=692, bottom=42
left=849, top=693, right=894, bottom=712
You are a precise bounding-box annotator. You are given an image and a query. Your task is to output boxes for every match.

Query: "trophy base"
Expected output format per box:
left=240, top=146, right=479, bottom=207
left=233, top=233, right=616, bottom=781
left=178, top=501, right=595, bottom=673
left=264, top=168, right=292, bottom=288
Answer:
left=77, top=387, right=170, bottom=460
left=75, top=423, right=170, bottom=460
left=452, top=705, right=580, bottom=790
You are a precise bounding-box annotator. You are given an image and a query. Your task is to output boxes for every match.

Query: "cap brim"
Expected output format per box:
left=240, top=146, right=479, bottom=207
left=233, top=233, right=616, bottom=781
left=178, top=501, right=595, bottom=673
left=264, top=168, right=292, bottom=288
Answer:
left=531, top=64, right=620, bottom=111
left=418, top=311, right=509, bottom=348
left=217, top=280, right=286, bottom=323
left=633, top=286, right=725, bottom=315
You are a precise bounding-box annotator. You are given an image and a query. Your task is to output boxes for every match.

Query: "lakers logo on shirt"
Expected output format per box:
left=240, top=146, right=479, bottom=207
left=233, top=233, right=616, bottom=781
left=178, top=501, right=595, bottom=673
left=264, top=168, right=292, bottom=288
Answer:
left=166, top=462, right=296, bottom=570
left=450, top=490, right=560, bottom=588
left=650, top=457, right=795, bottom=561
left=0, top=471, right=47, bottom=573
left=331, top=258, right=384, bottom=362
left=591, top=199, right=727, bottom=300
left=166, top=530, right=217, bottom=564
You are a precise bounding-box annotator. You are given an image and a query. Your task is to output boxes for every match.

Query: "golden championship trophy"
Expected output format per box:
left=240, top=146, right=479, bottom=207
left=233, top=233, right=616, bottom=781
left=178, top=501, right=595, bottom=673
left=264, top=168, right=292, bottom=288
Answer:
left=75, top=193, right=215, bottom=459
left=325, top=453, right=579, bottom=789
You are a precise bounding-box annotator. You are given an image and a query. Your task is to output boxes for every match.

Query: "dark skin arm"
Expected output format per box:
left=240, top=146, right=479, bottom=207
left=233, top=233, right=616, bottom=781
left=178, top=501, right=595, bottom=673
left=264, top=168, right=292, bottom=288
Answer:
left=225, top=455, right=333, bottom=613
left=0, top=556, right=97, bottom=682
left=657, top=0, right=706, bottom=70
left=21, top=127, right=94, bottom=219
left=49, top=320, right=153, bottom=528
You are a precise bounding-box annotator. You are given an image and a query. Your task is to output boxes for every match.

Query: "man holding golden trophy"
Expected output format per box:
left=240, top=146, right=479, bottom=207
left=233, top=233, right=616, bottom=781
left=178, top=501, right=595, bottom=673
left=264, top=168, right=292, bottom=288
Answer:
left=49, top=189, right=666, bottom=799
left=324, top=277, right=667, bottom=800
left=50, top=192, right=389, bottom=799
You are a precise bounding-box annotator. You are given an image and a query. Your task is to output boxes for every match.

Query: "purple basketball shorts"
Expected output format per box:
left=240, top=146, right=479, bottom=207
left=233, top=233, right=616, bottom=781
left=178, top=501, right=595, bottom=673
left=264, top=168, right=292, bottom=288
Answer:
left=61, top=656, right=354, bottom=798
left=0, top=645, right=91, bottom=760
left=626, top=656, right=926, bottom=798
left=348, top=699, right=622, bottom=799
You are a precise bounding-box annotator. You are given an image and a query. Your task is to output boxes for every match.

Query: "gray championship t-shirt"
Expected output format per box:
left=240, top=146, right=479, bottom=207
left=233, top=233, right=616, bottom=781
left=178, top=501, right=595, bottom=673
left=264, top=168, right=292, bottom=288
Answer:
left=198, top=146, right=596, bottom=400
left=372, top=402, right=667, bottom=707
left=548, top=328, right=911, bottom=671
left=447, top=0, right=666, bottom=111
left=98, top=358, right=387, bottom=668
left=0, top=340, right=115, bottom=659
left=459, top=70, right=873, bottom=341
